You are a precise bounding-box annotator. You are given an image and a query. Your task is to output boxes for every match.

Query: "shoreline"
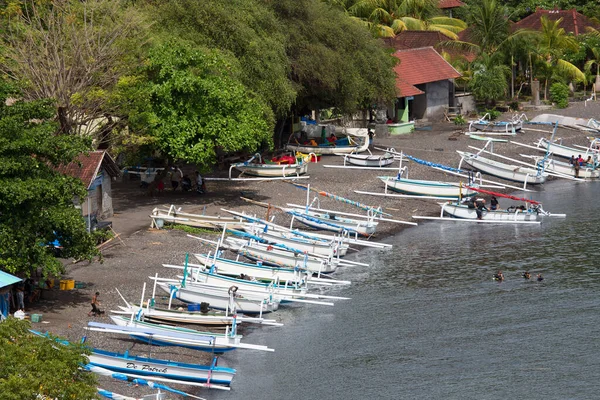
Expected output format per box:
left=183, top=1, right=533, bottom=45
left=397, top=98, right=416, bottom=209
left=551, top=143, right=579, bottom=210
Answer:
left=24, top=100, right=600, bottom=398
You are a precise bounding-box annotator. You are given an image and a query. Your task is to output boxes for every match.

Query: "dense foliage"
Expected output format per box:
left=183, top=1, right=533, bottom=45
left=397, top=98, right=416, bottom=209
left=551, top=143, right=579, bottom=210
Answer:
left=550, top=82, right=570, bottom=108
left=116, top=41, right=274, bottom=168
left=0, top=318, right=97, bottom=399
left=0, top=82, right=97, bottom=277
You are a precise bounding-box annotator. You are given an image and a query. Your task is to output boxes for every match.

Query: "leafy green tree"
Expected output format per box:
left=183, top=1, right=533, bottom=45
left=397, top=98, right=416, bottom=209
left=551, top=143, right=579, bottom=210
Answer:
left=0, top=81, right=97, bottom=277
left=469, top=53, right=511, bottom=105
left=0, top=0, right=147, bottom=137
left=115, top=41, right=273, bottom=168
left=549, top=82, right=569, bottom=108
left=0, top=318, right=97, bottom=399
left=272, top=0, right=398, bottom=113
left=149, top=0, right=296, bottom=118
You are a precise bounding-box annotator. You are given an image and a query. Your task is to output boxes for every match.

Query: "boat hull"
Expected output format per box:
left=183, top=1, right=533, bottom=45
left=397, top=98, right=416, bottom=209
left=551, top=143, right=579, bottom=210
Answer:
left=538, top=138, right=600, bottom=160
left=458, top=151, right=547, bottom=184
left=343, top=154, right=395, bottom=167
left=88, top=349, right=236, bottom=385
left=380, top=176, right=478, bottom=198
left=470, top=121, right=522, bottom=133
left=287, top=209, right=377, bottom=237
left=158, top=283, right=279, bottom=314
left=234, top=162, right=308, bottom=177
left=544, top=159, right=600, bottom=179
left=441, top=203, right=541, bottom=221
left=118, top=305, right=234, bottom=327
left=194, top=253, right=308, bottom=282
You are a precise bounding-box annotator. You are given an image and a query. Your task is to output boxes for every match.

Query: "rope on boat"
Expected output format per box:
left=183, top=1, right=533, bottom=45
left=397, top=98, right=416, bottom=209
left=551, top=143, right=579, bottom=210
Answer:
left=403, top=154, right=463, bottom=173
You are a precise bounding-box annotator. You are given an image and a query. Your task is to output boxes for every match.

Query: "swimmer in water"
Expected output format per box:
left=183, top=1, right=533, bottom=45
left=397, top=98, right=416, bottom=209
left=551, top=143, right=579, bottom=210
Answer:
left=494, top=270, right=504, bottom=281
left=537, top=273, right=544, bottom=282
left=522, top=271, right=531, bottom=280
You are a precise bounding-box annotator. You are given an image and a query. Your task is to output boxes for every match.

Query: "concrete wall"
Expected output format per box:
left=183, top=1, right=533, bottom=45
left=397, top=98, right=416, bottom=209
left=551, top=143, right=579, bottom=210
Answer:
left=424, top=80, right=452, bottom=120
left=100, top=171, right=113, bottom=219
left=455, top=93, right=476, bottom=114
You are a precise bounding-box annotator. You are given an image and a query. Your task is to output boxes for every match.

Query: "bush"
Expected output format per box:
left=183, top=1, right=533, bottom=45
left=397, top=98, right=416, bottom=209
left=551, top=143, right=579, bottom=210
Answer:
left=483, top=108, right=501, bottom=120
left=549, top=82, right=569, bottom=108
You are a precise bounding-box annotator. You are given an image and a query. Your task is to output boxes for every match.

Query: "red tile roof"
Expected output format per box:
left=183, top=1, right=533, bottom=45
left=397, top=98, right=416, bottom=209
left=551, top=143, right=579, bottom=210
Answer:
left=56, top=151, right=120, bottom=189
left=513, top=8, right=600, bottom=36
left=393, top=47, right=461, bottom=97
left=438, top=0, right=464, bottom=9
left=385, top=31, right=453, bottom=51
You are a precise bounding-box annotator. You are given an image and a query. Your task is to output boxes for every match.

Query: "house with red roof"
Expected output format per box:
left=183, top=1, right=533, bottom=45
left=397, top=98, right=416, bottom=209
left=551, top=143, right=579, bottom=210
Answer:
left=512, top=8, right=600, bottom=36
left=391, top=47, right=462, bottom=123
left=56, top=151, right=120, bottom=229
left=438, top=0, right=464, bottom=17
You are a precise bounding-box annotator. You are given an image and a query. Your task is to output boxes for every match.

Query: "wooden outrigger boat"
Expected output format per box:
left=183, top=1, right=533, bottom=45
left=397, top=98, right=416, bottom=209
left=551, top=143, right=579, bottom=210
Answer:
left=534, top=137, right=600, bottom=160
left=439, top=201, right=542, bottom=222
left=339, top=151, right=395, bottom=167
left=286, top=134, right=369, bottom=155
left=239, top=224, right=349, bottom=256
left=232, top=153, right=308, bottom=177
left=224, top=237, right=339, bottom=274
left=156, top=282, right=281, bottom=314
left=536, top=156, right=600, bottom=179
left=286, top=207, right=378, bottom=237
left=378, top=175, right=478, bottom=199
left=413, top=187, right=565, bottom=224
left=222, top=209, right=392, bottom=250
left=457, top=151, right=547, bottom=186
left=468, top=113, right=524, bottom=134
left=88, top=349, right=236, bottom=385
left=193, top=253, right=310, bottom=283
left=86, top=315, right=274, bottom=353
left=150, top=205, right=244, bottom=230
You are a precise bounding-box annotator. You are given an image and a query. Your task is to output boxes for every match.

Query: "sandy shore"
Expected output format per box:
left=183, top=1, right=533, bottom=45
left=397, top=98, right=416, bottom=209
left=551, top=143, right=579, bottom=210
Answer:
left=26, top=101, right=600, bottom=398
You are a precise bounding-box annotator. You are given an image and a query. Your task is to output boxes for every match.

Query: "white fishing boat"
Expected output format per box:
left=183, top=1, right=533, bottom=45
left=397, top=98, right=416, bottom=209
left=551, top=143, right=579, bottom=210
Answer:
left=286, top=207, right=378, bottom=237
left=539, top=157, right=600, bottom=179
left=193, top=253, right=309, bottom=283
left=90, top=316, right=273, bottom=353
left=114, top=304, right=236, bottom=327
left=340, top=152, right=395, bottom=167
left=469, top=113, right=524, bottom=134
left=88, top=348, right=236, bottom=385
left=232, top=153, right=308, bottom=177
left=224, top=237, right=338, bottom=274
left=457, top=151, right=547, bottom=185
left=157, top=282, right=280, bottom=314
left=150, top=206, right=244, bottom=230
left=240, top=224, right=349, bottom=257
left=378, top=176, right=479, bottom=198
left=535, top=137, right=600, bottom=160
left=440, top=201, right=542, bottom=222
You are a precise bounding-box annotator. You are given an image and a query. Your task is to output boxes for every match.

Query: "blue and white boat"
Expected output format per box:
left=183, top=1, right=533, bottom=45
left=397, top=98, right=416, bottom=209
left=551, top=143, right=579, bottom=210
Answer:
left=378, top=176, right=478, bottom=199
left=88, top=349, right=236, bottom=386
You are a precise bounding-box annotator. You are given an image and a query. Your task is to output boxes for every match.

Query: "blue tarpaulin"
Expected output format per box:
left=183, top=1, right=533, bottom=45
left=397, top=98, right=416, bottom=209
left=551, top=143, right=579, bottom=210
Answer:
left=0, top=270, right=21, bottom=289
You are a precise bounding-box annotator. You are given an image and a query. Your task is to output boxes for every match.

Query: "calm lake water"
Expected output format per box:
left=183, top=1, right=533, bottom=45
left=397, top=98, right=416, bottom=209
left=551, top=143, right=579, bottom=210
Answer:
left=208, top=179, right=600, bottom=400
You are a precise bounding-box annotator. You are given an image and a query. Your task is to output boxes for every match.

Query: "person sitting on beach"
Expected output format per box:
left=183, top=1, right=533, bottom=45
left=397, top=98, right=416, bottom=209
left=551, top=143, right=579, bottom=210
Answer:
left=490, top=196, right=499, bottom=211
left=585, top=156, right=593, bottom=165
left=577, top=155, right=584, bottom=166
left=522, top=271, right=531, bottom=280
left=308, top=138, right=318, bottom=146
left=327, top=133, right=337, bottom=143
left=494, top=270, right=504, bottom=281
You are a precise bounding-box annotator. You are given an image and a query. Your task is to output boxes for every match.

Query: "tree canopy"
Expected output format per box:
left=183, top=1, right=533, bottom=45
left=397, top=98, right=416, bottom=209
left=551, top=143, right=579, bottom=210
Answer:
left=0, top=81, right=97, bottom=277
left=0, top=318, right=96, bottom=399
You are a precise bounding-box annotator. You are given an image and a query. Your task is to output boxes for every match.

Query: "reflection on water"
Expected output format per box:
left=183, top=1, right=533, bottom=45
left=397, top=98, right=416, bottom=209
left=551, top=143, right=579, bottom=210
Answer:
left=208, top=180, right=600, bottom=400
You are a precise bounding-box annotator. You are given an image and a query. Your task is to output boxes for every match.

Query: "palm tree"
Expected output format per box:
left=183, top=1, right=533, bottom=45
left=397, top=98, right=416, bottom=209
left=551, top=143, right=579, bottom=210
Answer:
left=533, top=16, right=584, bottom=100
left=345, top=0, right=466, bottom=38
left=584, top=47, right=600, bottom=94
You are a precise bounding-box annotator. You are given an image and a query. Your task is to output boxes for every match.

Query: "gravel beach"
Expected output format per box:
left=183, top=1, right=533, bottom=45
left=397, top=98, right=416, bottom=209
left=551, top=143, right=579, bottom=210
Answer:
left=25, top=100, right=600, bottom=398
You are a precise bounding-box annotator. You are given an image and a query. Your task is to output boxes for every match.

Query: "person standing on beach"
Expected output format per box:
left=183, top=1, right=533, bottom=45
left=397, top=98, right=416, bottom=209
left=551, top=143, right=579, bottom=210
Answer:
left=170, top=166, right=182, bottom=191
left=88, top=292, right=104, bottom=317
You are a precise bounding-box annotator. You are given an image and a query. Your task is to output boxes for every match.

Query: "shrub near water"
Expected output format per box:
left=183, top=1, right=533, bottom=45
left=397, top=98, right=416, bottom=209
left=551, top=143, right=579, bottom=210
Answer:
left=550, top=83, right=570, bottom=108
